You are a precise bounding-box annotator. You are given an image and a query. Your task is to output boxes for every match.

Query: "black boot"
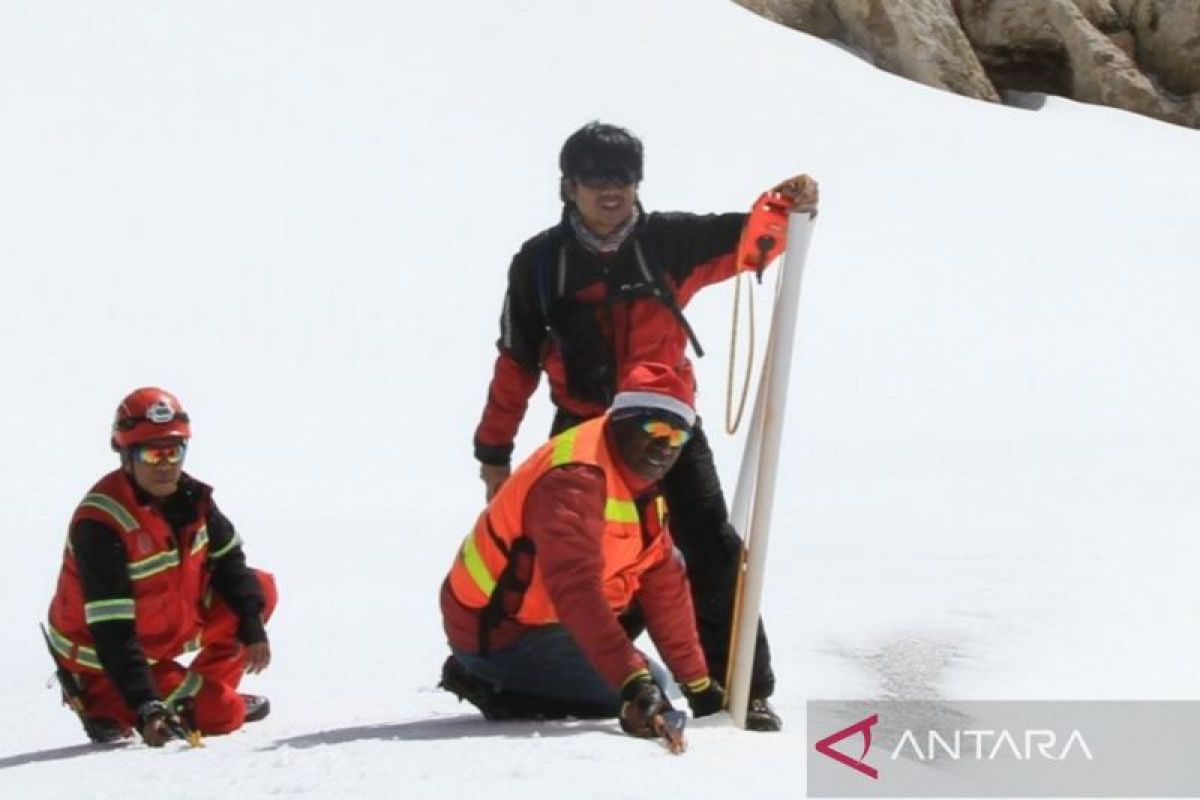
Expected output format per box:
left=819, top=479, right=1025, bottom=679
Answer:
left=439, top=656, right=613, bottom=721
left=745, top=697, right=782, bottom=732
left=241, top=694, right=271, bottom=723
left=82, top=716, right=127, bottom=744
left=439, top=656, right=523, bottom=720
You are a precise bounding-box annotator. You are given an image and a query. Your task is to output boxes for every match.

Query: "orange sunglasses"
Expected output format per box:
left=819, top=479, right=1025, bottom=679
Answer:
left=641, top=418, right=693, bottom=448
left=132, top=442, right=188, bottom=466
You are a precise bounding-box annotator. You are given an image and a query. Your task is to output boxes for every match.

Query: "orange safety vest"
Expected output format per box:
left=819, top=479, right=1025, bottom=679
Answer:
left=447, top=417, right=669, bottom=650
left=46, top=470, right=221, bottom=673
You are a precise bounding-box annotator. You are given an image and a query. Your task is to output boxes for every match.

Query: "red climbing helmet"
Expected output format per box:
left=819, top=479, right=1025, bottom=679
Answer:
left=111, top=387, right=191, bottom=450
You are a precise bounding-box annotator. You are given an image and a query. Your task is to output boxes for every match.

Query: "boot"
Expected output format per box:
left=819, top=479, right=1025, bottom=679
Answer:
left=82, top=716, right=128, bottom=744
left=241, top=694, right=271, bottom=723
left=439, top=656, right=524, bottom=720
left=438, top=656, right=613, bottom=721
left=745, top=697, right=782, bottom=732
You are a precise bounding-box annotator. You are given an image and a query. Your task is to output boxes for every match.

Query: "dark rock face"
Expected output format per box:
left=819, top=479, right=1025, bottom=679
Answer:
left=735, top=0, right=1200, bottom=128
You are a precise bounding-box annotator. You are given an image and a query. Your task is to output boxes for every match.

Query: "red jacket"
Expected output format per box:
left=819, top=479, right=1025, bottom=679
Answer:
left=48, top=470, right=213, bottom=672
left=474, top=207, right=767, bottom=465
left=444, top=417, right=708, bottom=690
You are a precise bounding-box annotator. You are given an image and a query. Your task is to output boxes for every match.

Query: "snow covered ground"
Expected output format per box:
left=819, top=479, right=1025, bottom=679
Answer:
left=2, top=1, right=1197, bottom=797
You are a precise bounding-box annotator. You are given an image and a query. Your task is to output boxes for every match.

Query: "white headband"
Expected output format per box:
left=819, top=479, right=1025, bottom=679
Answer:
left=609, top=391, right=696, bottom=426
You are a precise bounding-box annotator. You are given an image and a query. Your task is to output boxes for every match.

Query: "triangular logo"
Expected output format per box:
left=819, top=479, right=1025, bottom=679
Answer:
left=814, top=713, right=879, bottom=779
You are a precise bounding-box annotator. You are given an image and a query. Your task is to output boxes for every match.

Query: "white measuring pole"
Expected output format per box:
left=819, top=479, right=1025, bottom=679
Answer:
left=727, top=211, right=816, bottom=728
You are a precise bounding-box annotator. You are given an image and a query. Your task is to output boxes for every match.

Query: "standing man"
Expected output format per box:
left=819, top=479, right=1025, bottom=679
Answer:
left=46, top=387, right=277, bottom=746
left=472, top=122, right=818, bottom=730
left=442, top=363, right=725, bottom=739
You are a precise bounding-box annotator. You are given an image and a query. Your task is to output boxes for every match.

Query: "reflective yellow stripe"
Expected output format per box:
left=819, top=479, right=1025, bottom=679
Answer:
left=208, top=530, right=241, bottom=560
left=46, top=623, right=101, bottom=670
left=165, top=671, right=203, bottom=704
left=551, top=427, right=579, bottom=466
left=79, top=493, right=138, bottom=533
left=179, top=633, right=203, bottom=654
left=685, top=676, right=711, bottom=693
left=605, top=498, right=639, bottom=524
left=655, top=496, right=666, bottom=524
left=84, top=598, right=136, bottom=624
left=128, top=549, right=181, bottom=581
left=621, top=668, right=651, bottom=690
left=460, top=533, right=497, bottom=597
left=190, top=525, right=209, bottom=556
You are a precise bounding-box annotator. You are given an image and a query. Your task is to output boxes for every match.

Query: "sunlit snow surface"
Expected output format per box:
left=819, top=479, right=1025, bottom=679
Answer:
left=1, top=1, right=1197, bottom=797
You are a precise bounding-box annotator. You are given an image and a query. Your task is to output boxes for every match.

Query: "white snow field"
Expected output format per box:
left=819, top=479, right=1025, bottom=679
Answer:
left=1, top=1, right=1197, bottom=797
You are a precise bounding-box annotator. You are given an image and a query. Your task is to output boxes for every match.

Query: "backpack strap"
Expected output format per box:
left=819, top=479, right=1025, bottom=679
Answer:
left=535, top=226, right=565, bottom=321
left=476, top=536, right=536, bottom=657
left=631, top=240, right=706, bottom=358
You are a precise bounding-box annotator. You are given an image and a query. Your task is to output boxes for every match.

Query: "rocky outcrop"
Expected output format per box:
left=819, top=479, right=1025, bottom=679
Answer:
left=734, top=0, right=1200, bottom=128
left=1116, top=0, right=1200, bottom=95
left=845, top=0, right=1001, bottom=101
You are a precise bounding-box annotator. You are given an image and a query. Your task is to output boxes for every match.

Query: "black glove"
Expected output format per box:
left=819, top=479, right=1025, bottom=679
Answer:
left=683, top=678, right=726, bottom=718
left=619, top=674, right=672, bottom=738
left=136, top=700, right=183, bottom=748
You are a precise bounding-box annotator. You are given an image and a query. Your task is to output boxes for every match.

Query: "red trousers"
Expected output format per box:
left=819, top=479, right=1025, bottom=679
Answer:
left=78, top=570, right=277, bottom=735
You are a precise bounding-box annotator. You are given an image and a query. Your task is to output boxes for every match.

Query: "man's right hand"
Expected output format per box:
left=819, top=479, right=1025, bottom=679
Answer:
left=619, top=675, right=672, bottom=738
left=480, top=463, right=511, bottom=501
left=136, top=700, right=182, bottom=748
left=772, top=174, right=820, bottom=214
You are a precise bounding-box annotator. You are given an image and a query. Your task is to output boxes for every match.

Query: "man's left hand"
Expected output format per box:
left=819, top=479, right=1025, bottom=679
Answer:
left=244, top=641, right=271, bottom=674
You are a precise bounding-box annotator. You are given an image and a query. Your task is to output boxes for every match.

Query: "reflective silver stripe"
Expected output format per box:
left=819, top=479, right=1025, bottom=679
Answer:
left=46, top=623, right=101, bottom=670
left=127, top=549, right=181, bottom=581
left=165, top=671, right=204, bottom=704
left=208, top=530, right=242, bottom=560
left=500, top=292, right=513, bottom=350
left=84, top=598, right=136, bottom=624
left=79, top=493, right=138, bottom=533
left=190, top=525, right=209, bottom=556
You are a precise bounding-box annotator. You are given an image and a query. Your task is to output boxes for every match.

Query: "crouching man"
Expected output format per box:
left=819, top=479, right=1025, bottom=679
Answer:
left=45, top=387, right=277, bottom=746
left=440, top=363, right=726, bottom=739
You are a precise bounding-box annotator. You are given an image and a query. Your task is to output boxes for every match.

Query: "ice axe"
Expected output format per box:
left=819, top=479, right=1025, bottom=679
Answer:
left=652, top=709, right=689, bottom=755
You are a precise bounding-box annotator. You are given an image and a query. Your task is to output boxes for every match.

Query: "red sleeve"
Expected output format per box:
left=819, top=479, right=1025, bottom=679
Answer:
left=524, top=465, right=648, bottom=690
left=473, top=351, right=540, bottom=465
left=667, top=196, right=790, bottom=308
left=672, top=250, right=741, bottom=308
left=635, top=540, right=709, bottom=685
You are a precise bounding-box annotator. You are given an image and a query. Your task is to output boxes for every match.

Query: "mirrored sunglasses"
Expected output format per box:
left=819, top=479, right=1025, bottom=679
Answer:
left=132, top=442, right=188, bottom=466
left=641, top=418, right=692, bottom=448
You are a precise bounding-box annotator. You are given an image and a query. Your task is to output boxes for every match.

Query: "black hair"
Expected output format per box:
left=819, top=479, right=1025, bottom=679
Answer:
left=559, top=121, right=644, bottom=185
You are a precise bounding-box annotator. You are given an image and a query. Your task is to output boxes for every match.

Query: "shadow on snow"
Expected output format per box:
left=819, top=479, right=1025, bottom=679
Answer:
left=264, top=713, right=618, bottom=750
left=0, top=740, right=127, bottom=770
left=0, top=715, right=617, bottom=767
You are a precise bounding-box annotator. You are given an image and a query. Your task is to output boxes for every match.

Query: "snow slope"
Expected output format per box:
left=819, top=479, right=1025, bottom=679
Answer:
left=1, top=1, right=1197, bottom=797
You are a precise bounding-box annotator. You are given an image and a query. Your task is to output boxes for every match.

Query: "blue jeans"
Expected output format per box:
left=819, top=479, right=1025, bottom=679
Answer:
left=452, top=625, right=670, bottom=714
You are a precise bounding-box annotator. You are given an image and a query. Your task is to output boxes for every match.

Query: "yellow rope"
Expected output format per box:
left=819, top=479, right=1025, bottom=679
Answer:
left=725, top=271, right=756, bottom=434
